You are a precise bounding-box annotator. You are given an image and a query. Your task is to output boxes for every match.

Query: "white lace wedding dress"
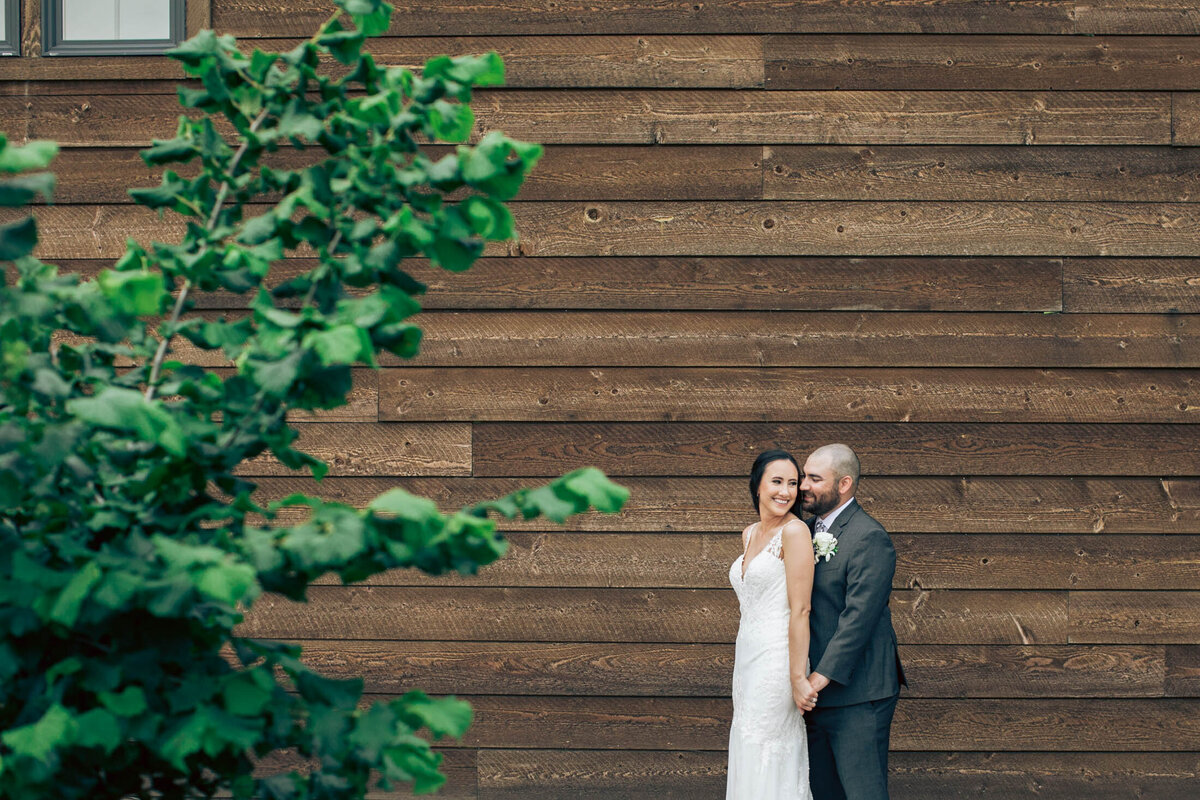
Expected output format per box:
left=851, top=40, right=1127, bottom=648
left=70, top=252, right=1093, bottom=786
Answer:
left=727, top=528, right=812, bottom=799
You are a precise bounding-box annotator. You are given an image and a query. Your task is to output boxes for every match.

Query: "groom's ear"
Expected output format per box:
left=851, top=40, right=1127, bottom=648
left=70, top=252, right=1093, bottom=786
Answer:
left=838, top=473, right=854, bottom=497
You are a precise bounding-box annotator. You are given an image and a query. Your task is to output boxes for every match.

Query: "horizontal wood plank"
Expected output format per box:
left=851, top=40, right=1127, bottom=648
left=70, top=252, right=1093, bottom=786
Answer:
left=0, top=35, right=761, bottom=88
left=47, top=145, right=764, bottom=204
left=477, top=749, right=725, bottom=800
left=308, top=531, right=1200, bottom=591
left=239, top=586, right=1065, bottom=645
left=55, top=255, right=1065, bottom=312
left=765, top=35, right=1200, bottom=91
left=1176, top=91, right=1200, bottom=146
left=476, top=751, right=1200, bottom=800
left=295, top=640, right=1164, bottom=698
left=380, top=367, right=1200, bottom=423
left=26, top=202, right=1200, bottom=259
left=1064, top=258, right=1200, bottom=313
left=888, top=752, right=1200, bottom=800
left=471, top=422, right=1200, bottom=477
left=434, top=696, right=1200, bottom=751
left=505, top=201, right=1200, bottom=257
left=1070, top=592, right=1200, bottom=643
left=403, top=311, right=1200, bottom=368
left=11, top=91, right=1171, bottom=146
left=214, top=1, right=1080, bottom=37
left=1076, top=1, right=1200, bottom=35
left=763, top=145, right=1200, bottom=202
left=253, top=476, right=1200, bottom=533
left=1166, top=645, right=1200, bottom=697
left=894, top=534, right=1200, bottom=591
left=245, top=748, right=477, bottom=800
left=235, top=423, right=470, bottom=477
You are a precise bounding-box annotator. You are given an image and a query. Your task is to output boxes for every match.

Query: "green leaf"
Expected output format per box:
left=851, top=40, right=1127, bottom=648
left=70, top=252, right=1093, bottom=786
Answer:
left=67, top=387, right=187, bottom=457
left=0, top=172, right=56, bottom=206
left=1, top=704, right=76, bottom=761
left=222, top=672, right=273, bottom=717
left=97, top=269, right=168, bottom=316
left=294, top=671, right=363, bottom=711
left=195, top=561, right=259, bottom=606
left=561, top=467, right=630, bottom=514
left=368, top=487, right=441, bottom=523
left=342, top=0, right=394, bottom=36
left=140, top=136, right=198, bottom=167
left=0, top=215, right=38, bottom=261
left=0, top=140, right=58, bottom=173
left=461, top=196, right=515, bottom=240
left=49, top=560, right=103, bottom=627
left=382, top=743, right=446, bottom=795
left=74, top=708, right=122, bottom=754
left=306, top=324, right=368, bottom=366
left=99, top=686, right=147, bottom=717
left=427, top=100, right=474, bottom=143
left=398, top=691, right=472, bottom=739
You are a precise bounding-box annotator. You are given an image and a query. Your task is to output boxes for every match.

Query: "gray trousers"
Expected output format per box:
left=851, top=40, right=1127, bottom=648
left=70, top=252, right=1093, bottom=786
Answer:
left=805, top=694, right=899, bottom=800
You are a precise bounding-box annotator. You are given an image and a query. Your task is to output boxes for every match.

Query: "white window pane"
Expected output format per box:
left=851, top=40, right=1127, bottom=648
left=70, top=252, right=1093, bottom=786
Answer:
left=118, top=0, right=172, bottom=40
left=63, top=0, right=119, bottom=41
left=0, top=11, right=6, bottom=40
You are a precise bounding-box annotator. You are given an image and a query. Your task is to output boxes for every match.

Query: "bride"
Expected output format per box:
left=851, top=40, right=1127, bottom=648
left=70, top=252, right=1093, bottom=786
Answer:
left=727, top=450, right=817, bottom=799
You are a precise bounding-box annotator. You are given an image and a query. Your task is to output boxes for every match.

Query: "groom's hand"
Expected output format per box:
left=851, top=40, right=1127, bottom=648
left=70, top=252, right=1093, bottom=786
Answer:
left=808, top=671, right=831, bottom=692
left=793, top=678, right=819, bottom=713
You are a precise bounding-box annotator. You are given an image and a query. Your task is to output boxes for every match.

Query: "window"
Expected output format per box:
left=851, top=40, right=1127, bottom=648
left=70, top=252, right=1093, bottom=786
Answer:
left=0, top=0, right=18, bottom=56
left=43, top=0, right=185, bottom=56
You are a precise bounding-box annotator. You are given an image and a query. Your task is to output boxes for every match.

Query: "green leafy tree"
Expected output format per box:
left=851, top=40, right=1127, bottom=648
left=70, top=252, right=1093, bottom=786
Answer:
left=0, top=1, right=627, bottom=797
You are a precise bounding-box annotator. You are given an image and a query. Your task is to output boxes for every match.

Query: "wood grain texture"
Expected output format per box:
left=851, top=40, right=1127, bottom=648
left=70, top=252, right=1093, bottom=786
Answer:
left=467, top=90, right=1171, bottom=146
left=238, top=586, right=1065, bottom=644
left=477, top=749, right=725, bottom=800
left=888, top=752, right=1200, bottom=800
left=765, top=35, right=1200, bottom=91
left=1175, top=91, right=1200, bottom=146
left=432, top=696, right=1200, bottom=751
left=294, top=640, right=1164, bottom=698
left=891, top=699, right=1200, bottom=752
left=1165, top=645, right=1200, bottom=697
left=27, top=202, right=1200, bottom=259
left=894, top=534, right=1200, bottom=591
left=47, top=146, right=764, bottom=204
left=311, top=532, right=1200, bottom=591
left=252, top=476, right=1200, bottom=534
left=235, top=423, right=470, bottom=477
left=1064, top=258, right=1200, bottom=313
left=245, top=749, right=477, bottom=800
left=477, top=751, right=1200, bottom=800
left=213, top=1, right=1080, bottom=37
left=0, top=35, right=760, bottom=87
left=404, top=311, right=1200, bottom=368
left=56, top=255, right=1065, bottom=312
left=1070, top=592, right=1200, bottom=643
left=471, top=422, right=1200, bottom=477
left=505, top=201, right=1200, bottom=257
left=8, top=91, right=1171, bottom=146
left=402, top=256, right=1063, bottom=311
left=762, top=145, right=1200, bottom=202
left=1076, top=1, right=1200, bottom=35
left=380, top=367, right=1200, bottom=423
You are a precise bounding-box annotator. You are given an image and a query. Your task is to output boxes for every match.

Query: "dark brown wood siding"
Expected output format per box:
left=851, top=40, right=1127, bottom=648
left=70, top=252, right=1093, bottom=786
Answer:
left=3, top=1, right=1198, bottom=797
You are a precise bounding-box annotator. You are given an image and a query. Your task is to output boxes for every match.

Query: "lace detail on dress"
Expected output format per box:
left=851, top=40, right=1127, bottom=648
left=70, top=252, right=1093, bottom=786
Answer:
left=765, top=529, right=784, bottom=559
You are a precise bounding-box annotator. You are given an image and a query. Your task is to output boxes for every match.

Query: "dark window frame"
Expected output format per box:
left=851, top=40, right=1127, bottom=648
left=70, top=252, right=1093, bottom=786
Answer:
left=42, top=0, right=186, bottom=56
left=0, top=0, right=19, bottom=56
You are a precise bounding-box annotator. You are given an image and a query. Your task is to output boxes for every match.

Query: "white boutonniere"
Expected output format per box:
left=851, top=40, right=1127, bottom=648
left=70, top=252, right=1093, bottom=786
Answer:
left=813, top=531, right=838, bottom=562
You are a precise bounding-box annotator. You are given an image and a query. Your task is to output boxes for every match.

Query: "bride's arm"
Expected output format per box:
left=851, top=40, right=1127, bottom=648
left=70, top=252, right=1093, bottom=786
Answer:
left=782, top=519, right=817, bottom=712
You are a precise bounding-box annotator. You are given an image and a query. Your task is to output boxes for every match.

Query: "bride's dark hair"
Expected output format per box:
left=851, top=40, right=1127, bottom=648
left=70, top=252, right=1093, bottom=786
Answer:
left=749, top=449, right=801, bottom=513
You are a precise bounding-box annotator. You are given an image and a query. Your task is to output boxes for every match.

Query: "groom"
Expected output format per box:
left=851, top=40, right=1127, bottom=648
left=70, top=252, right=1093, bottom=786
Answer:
left=800, top=444, right=905, bottom=800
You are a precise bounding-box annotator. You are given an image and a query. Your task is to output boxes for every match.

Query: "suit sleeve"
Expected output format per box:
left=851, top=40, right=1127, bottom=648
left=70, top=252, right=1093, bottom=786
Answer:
left=813, top=526, right=896, bottom=687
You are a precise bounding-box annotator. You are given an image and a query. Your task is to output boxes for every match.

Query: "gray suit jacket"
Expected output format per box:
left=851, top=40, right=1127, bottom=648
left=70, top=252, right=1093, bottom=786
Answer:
left=809, top=500, right=905, bottom=707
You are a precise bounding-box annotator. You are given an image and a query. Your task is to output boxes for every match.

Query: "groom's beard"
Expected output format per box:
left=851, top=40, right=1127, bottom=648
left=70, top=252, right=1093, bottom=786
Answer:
left=800, top=486, right=840, bottom=516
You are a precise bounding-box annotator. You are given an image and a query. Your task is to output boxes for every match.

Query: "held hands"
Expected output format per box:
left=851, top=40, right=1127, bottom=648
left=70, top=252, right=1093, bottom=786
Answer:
left=792, top=677, right=819, bottom=713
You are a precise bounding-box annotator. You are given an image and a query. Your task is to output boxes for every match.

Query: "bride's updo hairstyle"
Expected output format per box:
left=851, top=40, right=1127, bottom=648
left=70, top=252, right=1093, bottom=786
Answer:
left=748, top=449, right=801, bottom=512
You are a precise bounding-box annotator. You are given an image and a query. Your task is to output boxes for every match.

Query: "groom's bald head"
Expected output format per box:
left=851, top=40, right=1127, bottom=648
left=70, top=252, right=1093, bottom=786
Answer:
left=810, top=443, right=861, bottom=493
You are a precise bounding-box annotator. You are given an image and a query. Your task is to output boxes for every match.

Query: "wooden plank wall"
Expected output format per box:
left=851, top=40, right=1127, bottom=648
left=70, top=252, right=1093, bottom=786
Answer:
left=4, top=1, right=1200, bottom=797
